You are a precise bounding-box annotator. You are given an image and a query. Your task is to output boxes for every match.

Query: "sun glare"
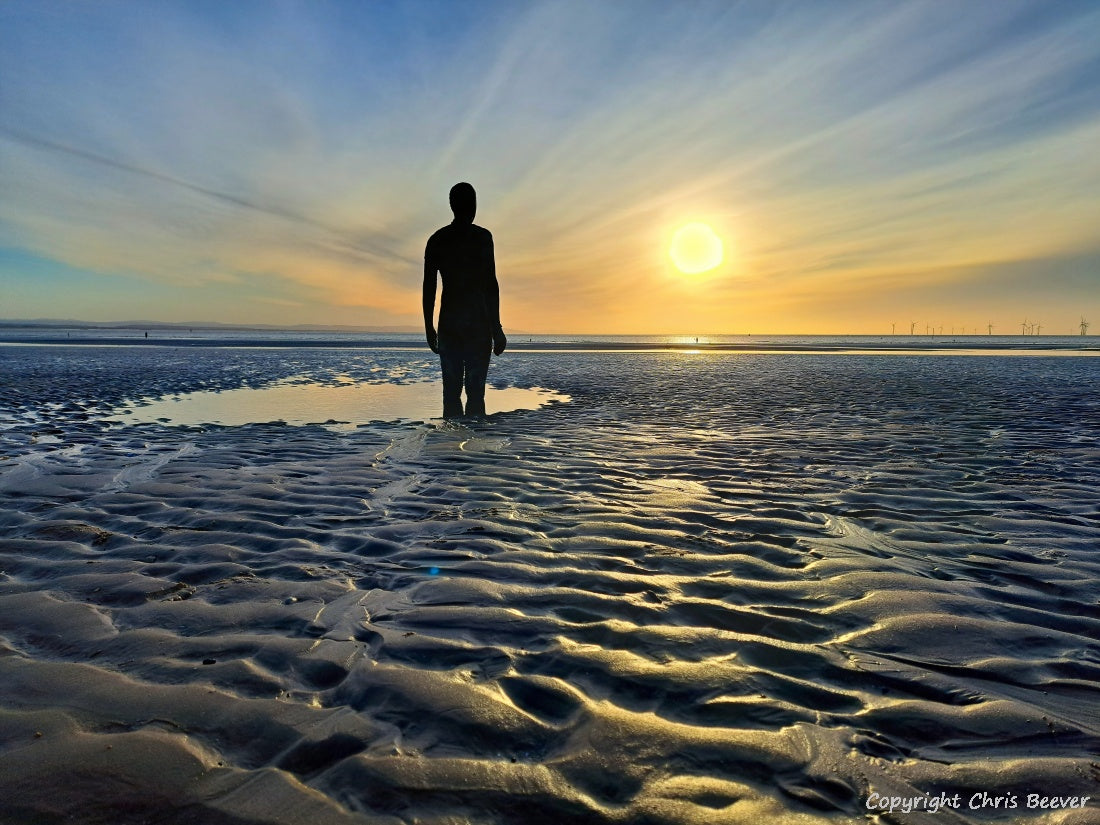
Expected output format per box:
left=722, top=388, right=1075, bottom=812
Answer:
left=669, top=222, right=723, bottom=274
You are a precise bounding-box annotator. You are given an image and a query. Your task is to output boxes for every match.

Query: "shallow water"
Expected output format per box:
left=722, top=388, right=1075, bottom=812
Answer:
left=107, top=375, right=569, bottom=430
left=1, top=345, right=1098, bottom=824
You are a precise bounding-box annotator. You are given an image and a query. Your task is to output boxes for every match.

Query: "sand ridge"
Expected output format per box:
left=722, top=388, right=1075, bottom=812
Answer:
left=1, top=345, right=1099, bottom=823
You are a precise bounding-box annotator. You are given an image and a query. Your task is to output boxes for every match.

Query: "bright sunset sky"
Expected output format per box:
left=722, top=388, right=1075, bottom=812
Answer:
left=1, top=1, right=1098, bottom=334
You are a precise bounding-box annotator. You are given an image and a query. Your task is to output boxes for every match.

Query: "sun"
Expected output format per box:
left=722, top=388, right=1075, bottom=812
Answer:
left=669, top=222, right=723, bottom=274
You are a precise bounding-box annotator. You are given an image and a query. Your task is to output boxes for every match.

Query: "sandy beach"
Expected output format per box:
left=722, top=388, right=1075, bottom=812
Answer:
left=1, top=341, right=1098, bottom=824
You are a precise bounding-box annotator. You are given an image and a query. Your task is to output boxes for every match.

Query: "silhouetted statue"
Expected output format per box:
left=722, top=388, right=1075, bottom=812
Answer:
left=423, top=182, right=507, bottom=418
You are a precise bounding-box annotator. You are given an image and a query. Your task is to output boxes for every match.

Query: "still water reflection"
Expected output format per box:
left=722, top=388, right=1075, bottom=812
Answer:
left=110, top=377, right=569, bottom=430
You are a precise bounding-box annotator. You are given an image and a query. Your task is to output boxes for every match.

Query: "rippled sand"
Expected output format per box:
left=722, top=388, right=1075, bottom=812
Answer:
left=1, top=346, right=1098, bottom=824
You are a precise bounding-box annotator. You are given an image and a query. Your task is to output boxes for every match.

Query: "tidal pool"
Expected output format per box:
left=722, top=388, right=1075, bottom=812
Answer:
left=108, top=377, right=569, bottom=430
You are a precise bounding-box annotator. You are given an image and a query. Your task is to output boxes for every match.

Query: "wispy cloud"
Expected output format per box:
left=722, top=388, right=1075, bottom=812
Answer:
left=1, top=0, right=1097, bottom=331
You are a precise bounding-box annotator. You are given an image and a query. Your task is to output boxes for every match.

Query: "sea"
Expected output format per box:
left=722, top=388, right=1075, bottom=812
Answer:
left=0, top=325, right=1095, bottom=352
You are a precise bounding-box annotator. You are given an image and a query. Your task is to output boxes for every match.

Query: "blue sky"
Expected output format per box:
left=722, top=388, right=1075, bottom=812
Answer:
left=1, top=0, right=1098, bottom=333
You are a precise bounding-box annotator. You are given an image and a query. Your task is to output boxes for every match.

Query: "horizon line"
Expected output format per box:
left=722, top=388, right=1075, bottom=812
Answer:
left=0, top=318, right=1092, bottom=338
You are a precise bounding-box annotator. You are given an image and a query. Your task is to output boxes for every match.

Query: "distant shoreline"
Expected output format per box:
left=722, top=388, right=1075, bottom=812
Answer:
left=1, top=335, right=1096, bottom=355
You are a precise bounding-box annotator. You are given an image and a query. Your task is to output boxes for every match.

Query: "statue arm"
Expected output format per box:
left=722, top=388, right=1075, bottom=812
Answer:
left=423, top=254, right=438, bottom=353
left=487, top=234, right=506, bottom=355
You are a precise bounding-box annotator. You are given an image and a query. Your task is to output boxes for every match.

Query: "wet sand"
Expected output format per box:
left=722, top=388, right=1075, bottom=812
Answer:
left=1, top=344, right=1098, bottom=824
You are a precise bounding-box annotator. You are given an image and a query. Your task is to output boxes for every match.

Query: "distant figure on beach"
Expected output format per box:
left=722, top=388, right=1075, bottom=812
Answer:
left=423, top=182, right=506, bottom=418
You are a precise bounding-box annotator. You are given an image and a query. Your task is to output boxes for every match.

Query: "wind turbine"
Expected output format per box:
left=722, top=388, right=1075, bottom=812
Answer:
left=910, top=321, right=916, bottom=335
left=1021, top=318, right=1028, bottom=335
left=1082, top=317, right=1091, bottom=336
left=987, top=322, right=994, bottom=335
